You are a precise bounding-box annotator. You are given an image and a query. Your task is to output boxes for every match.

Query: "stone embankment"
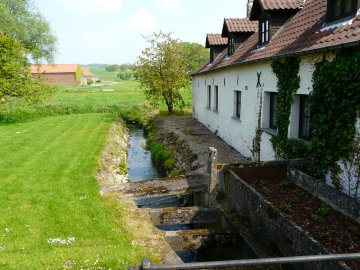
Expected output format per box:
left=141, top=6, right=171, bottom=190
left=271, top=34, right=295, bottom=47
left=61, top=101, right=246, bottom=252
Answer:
left=152, top=116, right=249, bottom=174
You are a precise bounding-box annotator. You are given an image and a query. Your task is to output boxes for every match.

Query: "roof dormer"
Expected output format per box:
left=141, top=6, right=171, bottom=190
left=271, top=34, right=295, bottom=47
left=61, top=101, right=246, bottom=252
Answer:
left=205, top=34, right=228, bottom=63
left=250, top=0, right=304, bottom=46
left=326, top=0, right=359, bottom=23
left=221, top=18, right=258, bottom=57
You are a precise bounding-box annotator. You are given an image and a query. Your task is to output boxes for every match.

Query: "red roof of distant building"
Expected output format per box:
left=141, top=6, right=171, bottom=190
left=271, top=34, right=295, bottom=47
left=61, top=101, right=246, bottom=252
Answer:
left=31, top=64, right=79, bottom=74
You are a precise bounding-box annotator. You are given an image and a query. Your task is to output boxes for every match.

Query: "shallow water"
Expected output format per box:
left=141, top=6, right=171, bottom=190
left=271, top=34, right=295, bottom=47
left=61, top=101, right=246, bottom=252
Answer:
left=127, top=128, right=164, bottom=182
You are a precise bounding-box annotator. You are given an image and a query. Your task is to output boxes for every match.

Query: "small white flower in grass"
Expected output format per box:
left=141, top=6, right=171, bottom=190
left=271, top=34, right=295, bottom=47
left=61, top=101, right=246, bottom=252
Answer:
left=47, top=236, right=76, bottom=245
left=4, top=228, right=12, bottom=233
left=0, top=246, right=6, bottom=251
left=79, top=195, right=87, bottom=200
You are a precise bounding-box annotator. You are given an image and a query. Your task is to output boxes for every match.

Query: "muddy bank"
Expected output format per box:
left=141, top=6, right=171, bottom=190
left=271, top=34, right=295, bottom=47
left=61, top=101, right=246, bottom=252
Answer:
left=151, top=116, right=250, bottom=174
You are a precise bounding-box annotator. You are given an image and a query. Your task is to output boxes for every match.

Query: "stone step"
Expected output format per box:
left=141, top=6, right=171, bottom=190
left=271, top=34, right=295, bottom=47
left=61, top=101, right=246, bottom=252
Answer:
left=165, top=229, right=239, bottom=251
left=150, top=206, right=221, bottom=226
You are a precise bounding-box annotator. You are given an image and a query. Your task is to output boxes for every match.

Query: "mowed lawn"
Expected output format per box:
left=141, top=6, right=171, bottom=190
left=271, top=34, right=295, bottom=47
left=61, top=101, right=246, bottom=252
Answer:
left=0, top=114, right=151, bottom=269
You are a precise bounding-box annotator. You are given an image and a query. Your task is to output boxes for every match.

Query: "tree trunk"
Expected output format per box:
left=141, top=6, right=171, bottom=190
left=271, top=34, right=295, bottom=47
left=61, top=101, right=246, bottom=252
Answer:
left=167, top=103, right=173, bottom=115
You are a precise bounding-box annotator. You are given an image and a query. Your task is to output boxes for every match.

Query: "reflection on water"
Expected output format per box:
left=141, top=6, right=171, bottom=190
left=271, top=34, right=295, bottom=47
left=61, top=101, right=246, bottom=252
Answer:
left=127, top=128, right=164, bottom=182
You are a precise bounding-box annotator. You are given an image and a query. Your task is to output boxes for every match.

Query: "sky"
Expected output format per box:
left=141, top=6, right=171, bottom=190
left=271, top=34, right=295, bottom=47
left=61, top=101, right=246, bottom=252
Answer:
left=34, top=0, right=249, bottom=65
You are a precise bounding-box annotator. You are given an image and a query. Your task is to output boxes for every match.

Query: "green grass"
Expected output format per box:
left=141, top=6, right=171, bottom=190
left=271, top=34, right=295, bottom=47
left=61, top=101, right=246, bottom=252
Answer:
left=0, top=114, right=155, bottom=269
left=88, top=65, right=121, bottom=82
left=50, top=81, right=192, bottom=112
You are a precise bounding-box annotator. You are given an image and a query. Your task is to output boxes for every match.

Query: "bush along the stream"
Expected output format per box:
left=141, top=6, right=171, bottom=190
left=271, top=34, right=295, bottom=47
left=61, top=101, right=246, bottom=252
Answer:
left=144, top=118, right=181, bottom=176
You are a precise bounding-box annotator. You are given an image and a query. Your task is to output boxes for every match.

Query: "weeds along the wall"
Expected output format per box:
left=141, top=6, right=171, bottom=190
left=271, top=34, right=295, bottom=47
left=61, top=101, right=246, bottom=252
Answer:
left=0, top=103, right=152, bottom=124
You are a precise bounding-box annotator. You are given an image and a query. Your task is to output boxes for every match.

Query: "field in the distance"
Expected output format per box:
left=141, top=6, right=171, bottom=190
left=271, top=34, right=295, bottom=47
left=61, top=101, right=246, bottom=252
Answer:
left=49, top=80, right=192, bottom=111
left=0, top=114, right=155, bottom=269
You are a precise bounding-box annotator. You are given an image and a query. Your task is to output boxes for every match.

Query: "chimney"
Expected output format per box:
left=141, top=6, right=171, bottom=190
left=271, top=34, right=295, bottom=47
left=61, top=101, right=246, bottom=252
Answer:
left=247, top=0, right=254, bottom=18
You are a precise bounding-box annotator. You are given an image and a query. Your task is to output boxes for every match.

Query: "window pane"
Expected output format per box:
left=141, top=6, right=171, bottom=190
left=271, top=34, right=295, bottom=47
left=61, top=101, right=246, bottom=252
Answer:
left=235, top=91, right=241, bottom=118
left=270, top=93, right=277, bottom=129
left=207, top=86, right=211, bottom=108
left=299, top=95, right=311, bottom=140
left=344, top=0, right=352, bottom=13
left=334, top=0, right=341, bottom=17
left=214, top=86, right=218, bottom=111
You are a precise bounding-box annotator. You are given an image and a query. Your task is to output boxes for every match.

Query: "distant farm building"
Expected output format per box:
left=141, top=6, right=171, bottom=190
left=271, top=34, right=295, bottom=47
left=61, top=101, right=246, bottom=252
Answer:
left=81, top=67, right=99, bottom=85
left=30, top=64, right=83, bottom=85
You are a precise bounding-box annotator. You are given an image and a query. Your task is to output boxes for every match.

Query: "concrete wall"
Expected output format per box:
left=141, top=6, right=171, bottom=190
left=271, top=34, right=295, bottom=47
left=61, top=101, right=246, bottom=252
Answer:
left=218, top=166, right=351, bottom=270
left=192, top=55, right=322, bottom=162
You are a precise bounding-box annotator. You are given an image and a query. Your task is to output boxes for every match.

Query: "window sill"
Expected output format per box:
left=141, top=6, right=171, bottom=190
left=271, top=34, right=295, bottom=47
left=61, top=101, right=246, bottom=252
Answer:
left=212, top=109, right=219, bottom=114
left=231, top=116, right=241, bottom=123
left=262, top=128, right=277, bottom=136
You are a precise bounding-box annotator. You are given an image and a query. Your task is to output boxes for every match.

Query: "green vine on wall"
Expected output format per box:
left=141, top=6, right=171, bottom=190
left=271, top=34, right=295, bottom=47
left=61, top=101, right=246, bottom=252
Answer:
left=309, top=49, right=360, bottom=187
left=270, top=57, right=304, bottom=159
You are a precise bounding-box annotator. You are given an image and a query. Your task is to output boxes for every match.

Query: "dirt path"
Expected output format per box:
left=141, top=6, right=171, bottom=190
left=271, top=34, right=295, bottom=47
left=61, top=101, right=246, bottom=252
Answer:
left=153, top=116, right=250, bottom=174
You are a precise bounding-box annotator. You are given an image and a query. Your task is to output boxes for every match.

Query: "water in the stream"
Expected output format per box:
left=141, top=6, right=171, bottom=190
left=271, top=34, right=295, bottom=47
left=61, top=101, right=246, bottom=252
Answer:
left=127, top=128, right=164, bottom=181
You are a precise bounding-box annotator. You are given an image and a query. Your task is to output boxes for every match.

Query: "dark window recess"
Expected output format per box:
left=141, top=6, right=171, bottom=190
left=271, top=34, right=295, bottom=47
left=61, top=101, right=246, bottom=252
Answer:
left=228, top=36, right=235, bottom=56
left=269, top=92, right=277, bottom=130
left=260, top=19, right=270, bottom=45
left=299, top=95, right=311, bottom=140
left=235, top=91, right=241, bottom=118
left=214, top=86, right=219, bottom=111
left=327, top=0, right=357, bottom=22
left=207, top=86, right=211, bottom=109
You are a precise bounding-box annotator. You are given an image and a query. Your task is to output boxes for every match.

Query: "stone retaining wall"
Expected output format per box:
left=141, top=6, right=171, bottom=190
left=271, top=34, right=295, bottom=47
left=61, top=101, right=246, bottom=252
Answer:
left=218, top=167, right=351, bottom=270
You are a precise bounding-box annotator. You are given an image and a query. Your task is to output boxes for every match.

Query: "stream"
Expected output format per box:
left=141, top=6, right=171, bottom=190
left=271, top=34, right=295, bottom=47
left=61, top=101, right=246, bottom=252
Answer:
left=127, top=127, right=164, bottom=182
left=126, top=127, right=258, bottom=265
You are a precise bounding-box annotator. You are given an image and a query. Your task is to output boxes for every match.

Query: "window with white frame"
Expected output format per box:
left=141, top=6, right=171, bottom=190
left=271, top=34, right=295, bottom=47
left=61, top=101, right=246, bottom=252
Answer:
left=214, top=86, right=219, bottom=111
left=234, top=91, right=241, bottom=118
left=260, top=18, right=270, bottom=45
left=207, top=85, right=211, bottom=109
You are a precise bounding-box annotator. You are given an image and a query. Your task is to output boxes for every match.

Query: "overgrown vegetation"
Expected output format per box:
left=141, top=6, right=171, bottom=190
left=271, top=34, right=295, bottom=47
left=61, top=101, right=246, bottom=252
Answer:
left=309, top=49, right=360, bottom=189
left=0, top=34, right=55, bottom=106
left=270, top=51, right=360, bottom=195
left=270, top=57, right=304, bottom=159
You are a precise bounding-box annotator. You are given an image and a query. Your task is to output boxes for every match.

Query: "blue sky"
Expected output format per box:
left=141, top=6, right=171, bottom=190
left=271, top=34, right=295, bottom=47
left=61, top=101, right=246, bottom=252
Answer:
left=34, top=0, right=249, bottom=64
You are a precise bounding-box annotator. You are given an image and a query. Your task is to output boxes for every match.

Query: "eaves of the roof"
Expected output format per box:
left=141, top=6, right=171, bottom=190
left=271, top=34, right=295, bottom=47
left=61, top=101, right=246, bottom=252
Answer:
left=193, top=0, right=360, bottom=76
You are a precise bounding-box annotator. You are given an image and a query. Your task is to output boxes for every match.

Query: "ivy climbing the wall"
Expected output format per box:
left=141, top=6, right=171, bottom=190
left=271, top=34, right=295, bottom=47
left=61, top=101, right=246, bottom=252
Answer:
left=309, top=49, right=360, bottom=188
left=270, top=57, right=307, bottom=159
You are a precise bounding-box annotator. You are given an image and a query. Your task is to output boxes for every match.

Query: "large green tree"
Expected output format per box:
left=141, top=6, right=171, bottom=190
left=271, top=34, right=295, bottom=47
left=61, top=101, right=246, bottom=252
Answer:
left=0, top=0, right=57, bottom=62
left=135, top=32, right=191, bottom=115
left=180, top=42, right=209, bottom=74
left=0, top=33, right=54, bottom=104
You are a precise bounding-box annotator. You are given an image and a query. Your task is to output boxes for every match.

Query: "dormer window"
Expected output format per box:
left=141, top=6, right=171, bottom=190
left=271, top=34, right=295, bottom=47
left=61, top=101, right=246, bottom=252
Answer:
left=228, top=36, right=235, bottom=56
left=327, top=0, right=357, bottom=22
left=260, top=19, right=270, bottom=45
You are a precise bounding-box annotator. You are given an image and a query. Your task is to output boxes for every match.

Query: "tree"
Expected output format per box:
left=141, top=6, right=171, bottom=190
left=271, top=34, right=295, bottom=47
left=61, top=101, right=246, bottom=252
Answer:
left=0, top=0, right=57, bottom=62
left=0, top=33, right=54, bottom=104
left=180, top=42, right=209, bottom=74
left=106, top=64, right=120, bottom=72
left=135, top=32, right=191, bottom=115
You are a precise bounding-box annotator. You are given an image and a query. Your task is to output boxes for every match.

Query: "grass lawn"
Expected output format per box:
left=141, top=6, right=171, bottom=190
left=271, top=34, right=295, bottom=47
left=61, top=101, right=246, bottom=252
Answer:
left=88, top=65, right=121, bottom=82
left=50, top=81, right=192, bottom=111
left=0, top=114, right=155, bottom=269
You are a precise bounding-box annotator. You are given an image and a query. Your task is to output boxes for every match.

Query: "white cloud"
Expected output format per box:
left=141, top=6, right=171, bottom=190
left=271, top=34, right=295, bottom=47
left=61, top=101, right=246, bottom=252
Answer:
left=127, top=9, right=157, bottom=30
left=159, top=0, right=182, bottom=9
left=55, top=0, right=122, bottom=14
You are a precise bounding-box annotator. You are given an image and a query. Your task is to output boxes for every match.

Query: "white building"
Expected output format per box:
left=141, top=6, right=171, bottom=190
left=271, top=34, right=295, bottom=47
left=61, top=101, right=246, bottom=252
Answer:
left=192, top=0, right=360, bottom=195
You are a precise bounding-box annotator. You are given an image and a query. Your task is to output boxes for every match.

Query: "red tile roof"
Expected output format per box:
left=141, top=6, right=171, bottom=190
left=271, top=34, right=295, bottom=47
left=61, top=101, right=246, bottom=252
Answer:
left=31, top=64, right=79, bottom=74
left=260, top=0, right=304, bottom=10
left=223, top=18, right=258, bottom=34
left=206, top=34, right=228, bottom=48
left=194, top=0, right=360, bottom=75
